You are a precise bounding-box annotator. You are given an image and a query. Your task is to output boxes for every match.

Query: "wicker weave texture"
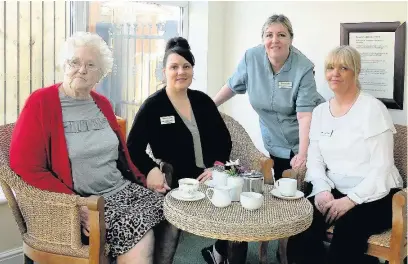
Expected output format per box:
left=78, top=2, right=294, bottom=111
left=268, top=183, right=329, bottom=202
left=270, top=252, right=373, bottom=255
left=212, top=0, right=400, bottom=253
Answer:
left=0, top=123, right=13, bottom=166
left=327, top=224, right=395, bottom=248
left=146, top=112, right=268, bottom=174
left=23, top=234, right=89, bottom=258
left=164, top=184, right=313, bottom=242
left=0, top=123, right=89, bottom=257
left=164, top=113, right=311, bottom=242
left=394, top=125, right=407, bottom=187
left=221, top=113, right=266, bottom=172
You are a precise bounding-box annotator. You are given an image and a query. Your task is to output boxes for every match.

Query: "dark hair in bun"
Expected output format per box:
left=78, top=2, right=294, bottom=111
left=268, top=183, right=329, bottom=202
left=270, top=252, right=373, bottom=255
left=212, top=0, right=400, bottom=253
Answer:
left=165, top=37, right=191, bottom=52
left=163, top=37, right=195, bottom=67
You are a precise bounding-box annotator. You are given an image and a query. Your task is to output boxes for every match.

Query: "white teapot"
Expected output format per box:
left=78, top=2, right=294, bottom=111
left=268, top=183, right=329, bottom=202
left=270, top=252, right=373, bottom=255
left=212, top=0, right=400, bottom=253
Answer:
left=227, top=176, right=244, bottom=202
left=206, top=185, right=232, bottom=208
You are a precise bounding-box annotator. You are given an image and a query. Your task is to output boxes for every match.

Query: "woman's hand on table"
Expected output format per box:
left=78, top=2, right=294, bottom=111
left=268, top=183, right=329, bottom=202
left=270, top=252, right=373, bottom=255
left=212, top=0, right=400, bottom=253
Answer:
left=197, top=169, right=212, bottom=183
left=323, top=196, right=356, bottom=224
left=80, top=206, right=90, bottom=236
left=147, top=167, right=171, bottom=194
left=290, top=153, right=307, bottom=169
left=314, top=191, right=334, bottom=214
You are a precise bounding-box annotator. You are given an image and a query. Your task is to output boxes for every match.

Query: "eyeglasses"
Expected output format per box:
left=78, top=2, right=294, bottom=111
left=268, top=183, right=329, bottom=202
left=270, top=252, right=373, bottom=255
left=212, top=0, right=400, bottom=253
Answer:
left=67, top=59, right=99, bottom=71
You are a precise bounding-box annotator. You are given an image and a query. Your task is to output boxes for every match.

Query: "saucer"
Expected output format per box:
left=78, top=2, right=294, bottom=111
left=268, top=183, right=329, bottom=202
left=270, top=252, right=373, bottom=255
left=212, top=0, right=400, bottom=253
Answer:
left=270, top=189, right=304, bottom=200
left=171, top=189, right=205, bottom=201
left=204, top=179, right=216, bottom=187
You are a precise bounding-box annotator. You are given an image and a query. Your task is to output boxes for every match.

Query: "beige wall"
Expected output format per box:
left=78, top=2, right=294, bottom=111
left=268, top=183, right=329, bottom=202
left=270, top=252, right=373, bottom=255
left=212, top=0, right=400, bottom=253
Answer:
left=0, top=203, right=22, bottom=254
left=219, top=1, right=408, bottom=154
left=189, top=1, right=407, bottom=156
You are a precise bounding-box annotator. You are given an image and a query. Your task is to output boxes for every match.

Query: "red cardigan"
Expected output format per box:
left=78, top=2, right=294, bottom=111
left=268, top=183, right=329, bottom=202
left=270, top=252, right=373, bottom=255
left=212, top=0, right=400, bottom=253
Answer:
left=9, top=83, right=146, bottom=194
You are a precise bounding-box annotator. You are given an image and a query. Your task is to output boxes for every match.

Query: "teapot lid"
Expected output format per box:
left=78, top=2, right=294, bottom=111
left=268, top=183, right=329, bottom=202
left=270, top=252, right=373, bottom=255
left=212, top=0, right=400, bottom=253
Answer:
left=240, top=171, right=263, bottom=178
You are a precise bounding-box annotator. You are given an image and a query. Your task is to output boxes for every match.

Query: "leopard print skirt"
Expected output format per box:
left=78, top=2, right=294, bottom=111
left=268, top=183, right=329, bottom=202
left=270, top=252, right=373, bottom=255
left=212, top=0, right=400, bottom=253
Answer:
left=104, top=183, right=165, bottom=257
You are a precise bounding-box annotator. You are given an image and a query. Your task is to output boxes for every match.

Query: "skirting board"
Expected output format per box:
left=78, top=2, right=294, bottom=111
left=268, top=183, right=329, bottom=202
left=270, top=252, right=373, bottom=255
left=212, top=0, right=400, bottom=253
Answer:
left=0, top=247, right=23, bottom=263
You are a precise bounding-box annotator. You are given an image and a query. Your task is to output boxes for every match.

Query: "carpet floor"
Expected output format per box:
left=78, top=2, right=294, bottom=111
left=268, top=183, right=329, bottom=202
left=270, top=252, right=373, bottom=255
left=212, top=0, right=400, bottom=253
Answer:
left=172, top=232, right=279, bottom=264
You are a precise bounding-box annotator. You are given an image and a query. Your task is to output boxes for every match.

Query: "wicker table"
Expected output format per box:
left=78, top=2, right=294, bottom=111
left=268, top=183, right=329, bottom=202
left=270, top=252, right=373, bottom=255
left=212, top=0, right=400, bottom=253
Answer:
left=164, top=184, right=313, bottom=263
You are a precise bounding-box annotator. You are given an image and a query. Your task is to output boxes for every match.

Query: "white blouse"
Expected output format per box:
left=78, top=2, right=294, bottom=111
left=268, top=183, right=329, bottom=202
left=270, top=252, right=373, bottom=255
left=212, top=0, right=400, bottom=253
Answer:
left=306, top=92, right=403, bottom=204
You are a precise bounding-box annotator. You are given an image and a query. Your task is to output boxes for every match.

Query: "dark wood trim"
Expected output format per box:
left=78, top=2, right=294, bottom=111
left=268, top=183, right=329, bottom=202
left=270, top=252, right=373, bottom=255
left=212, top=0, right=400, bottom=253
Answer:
left=340, top=21, right=406, bottom=110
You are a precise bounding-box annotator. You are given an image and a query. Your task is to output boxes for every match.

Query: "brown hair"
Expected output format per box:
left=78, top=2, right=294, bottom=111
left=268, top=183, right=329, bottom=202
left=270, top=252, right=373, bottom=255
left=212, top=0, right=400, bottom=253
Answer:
left=261, top=14, right=294, bottom=39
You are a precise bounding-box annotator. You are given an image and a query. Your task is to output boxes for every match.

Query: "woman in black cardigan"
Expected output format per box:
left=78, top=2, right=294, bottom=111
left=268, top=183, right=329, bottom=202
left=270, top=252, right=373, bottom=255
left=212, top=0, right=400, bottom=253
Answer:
left=127, top=37, right=243, bottom=264
left=127, top=37, right=231, bottom=190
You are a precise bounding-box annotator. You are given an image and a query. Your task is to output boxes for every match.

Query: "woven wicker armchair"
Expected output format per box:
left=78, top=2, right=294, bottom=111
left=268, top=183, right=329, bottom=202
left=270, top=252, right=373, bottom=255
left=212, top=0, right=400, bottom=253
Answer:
left=220, top=113, right=277, bottom=264
left=0, top=116, right=127, bottom=264
left=220, top=113, right=274, bottom=184
left=281, top=124, right=407, bottom=264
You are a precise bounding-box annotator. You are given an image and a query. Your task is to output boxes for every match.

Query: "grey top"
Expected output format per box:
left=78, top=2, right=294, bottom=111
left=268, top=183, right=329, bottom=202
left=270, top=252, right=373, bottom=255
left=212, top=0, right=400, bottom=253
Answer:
left=60, top=92, right=130, bottom=198
left=174, top=106, right=205, bottom=169
left=228, top=45, right=325, bottom=158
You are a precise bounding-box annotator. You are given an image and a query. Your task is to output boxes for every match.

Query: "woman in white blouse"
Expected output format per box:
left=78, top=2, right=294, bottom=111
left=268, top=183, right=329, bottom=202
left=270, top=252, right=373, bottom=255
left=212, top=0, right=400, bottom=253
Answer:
left=286, top=45, right=403, bottom=264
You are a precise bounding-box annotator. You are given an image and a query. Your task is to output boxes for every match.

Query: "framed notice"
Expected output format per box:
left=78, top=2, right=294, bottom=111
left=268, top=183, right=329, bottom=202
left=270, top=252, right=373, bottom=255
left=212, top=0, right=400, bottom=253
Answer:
left=340, top=22, right=406, bottom=109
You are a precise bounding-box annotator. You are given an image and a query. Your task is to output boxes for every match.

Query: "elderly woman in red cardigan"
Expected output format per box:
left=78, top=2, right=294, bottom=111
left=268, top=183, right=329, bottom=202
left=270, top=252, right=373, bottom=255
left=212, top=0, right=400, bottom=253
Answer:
left=9, top=32, right=169, bottom=264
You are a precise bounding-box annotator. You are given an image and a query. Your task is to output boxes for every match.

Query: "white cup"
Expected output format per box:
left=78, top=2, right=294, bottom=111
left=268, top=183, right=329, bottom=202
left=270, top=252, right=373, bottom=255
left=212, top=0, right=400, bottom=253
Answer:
left=240, top=192, right=264, bottom=210
left=178, top=178, right=199, bottom=198
left=227, top=177, right=244, bottom=202
left=275, top=178, right=297, bottom=197
left=212, top=170, right=228, bottom=186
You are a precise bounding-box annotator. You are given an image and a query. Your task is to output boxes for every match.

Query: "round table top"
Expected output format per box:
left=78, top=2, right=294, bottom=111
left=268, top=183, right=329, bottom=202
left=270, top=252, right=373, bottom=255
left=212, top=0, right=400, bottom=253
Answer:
left=163, top=184, right=313, bottom=242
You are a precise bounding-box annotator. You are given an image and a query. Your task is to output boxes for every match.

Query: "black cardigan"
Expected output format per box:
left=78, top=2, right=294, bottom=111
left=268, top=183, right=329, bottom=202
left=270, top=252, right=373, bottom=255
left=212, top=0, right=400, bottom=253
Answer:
left=127, top=88, right=232, bottom=188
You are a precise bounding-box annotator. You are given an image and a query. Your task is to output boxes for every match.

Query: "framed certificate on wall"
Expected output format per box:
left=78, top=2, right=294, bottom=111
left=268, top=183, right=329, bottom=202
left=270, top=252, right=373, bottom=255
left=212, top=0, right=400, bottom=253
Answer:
left=340, top=21, right=406, bottom=110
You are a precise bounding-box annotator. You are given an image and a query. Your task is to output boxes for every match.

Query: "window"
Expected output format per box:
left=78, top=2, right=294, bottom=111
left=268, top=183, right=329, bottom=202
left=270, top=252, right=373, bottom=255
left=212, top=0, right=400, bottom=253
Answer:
left=0, top=1, right=188, bottom=132
left=0, top=1, right=188, bottom=200
left=73, top=1, right=188, bottom=133
left=0, top=1, right=71, bottom=125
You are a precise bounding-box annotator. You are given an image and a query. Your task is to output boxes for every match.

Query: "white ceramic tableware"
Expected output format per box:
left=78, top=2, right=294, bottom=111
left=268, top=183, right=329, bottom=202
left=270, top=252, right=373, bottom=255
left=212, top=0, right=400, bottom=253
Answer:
left=275, top=178, right=297, bottom=197
left=240, top=192, right=264, bottom=210
left=212, top=170, right=228, bottom=186
left=227, top=176, right=244, bottom=202
left=270, top=189, right=304, bottom=200
left=178, top=178, right=199, bottom=198
left=206, top=185, right=232, bottom=208
left=204, top=179, right=216, bottom=187
left=171, top=189, right=205, bottom=201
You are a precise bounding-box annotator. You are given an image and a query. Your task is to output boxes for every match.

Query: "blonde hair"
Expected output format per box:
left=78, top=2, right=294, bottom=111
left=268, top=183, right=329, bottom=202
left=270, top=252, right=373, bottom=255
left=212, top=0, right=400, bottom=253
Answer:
left=325, top=45, right=361, bottom=88
left=58, top=32, right=113, bottom=78
left=261, top=14, right=294, bottom=39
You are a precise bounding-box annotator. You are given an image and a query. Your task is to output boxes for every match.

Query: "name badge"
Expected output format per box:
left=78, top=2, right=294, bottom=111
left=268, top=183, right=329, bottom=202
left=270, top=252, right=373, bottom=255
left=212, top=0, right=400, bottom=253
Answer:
left=160, top=116, right=175, bottom=125
left=321, top=130, right=333, bottom=137
left=278, top=81, right=292, bottom=89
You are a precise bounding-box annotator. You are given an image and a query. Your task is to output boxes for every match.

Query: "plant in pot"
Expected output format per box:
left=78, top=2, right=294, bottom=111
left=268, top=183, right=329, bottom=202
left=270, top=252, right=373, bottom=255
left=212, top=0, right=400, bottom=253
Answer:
left=213, top=159, right=247, bottom=201
left=225, top=159, right=246, bottom=182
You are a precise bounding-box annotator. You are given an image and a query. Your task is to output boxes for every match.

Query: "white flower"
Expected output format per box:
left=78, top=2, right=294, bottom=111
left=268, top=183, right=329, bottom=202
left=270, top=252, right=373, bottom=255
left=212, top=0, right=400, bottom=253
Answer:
left=225, top=159, right=240, bottom=167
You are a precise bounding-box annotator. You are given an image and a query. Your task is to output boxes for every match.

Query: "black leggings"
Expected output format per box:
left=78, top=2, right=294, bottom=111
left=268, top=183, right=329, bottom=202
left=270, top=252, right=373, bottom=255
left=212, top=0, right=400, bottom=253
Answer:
left=287, top=188, right=400, bottom=264
left=270, top=151, right=295, bottom=180
left=214, top=240, right=248, bottom=263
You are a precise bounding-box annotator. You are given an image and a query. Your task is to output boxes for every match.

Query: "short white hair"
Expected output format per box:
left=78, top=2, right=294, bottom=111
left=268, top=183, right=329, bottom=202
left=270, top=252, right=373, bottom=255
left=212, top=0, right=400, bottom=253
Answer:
left=58, top=32, right=113, bottom=78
